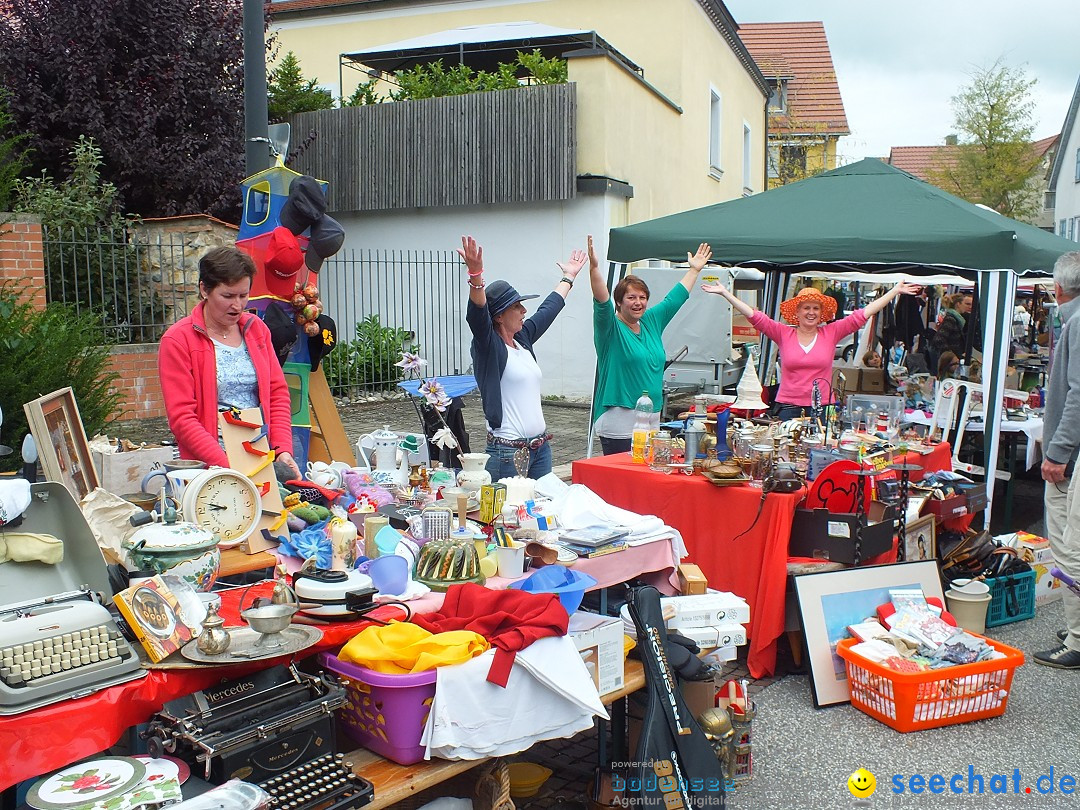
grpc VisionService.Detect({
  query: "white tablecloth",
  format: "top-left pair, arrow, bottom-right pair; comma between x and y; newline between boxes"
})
902,411 -> 1043,469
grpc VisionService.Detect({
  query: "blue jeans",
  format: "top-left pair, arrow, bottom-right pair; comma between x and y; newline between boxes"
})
600,436 -> 632,456
485,440 -> 552,480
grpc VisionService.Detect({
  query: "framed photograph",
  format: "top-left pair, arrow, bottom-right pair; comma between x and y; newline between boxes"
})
905,514 -> 936,562
794,560 -> 945,708
24,387 -> 99,501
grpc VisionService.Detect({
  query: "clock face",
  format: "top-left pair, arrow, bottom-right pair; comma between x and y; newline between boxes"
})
186,470 -> 261,547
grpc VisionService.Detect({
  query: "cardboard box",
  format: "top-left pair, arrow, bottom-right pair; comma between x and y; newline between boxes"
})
662,592 -> 750,629
1033,563 -> 1063,605
1016,532 -> 1054,565
92,445 -> 176,496
922,493 -> 969,520
860,368 -> 887,393
732,313 -> 760,344
568,611 -> 624,697
678,624 -> 748,649
789,501 -> 896,564
832,364 -> 860,397
678,563 -> 708,595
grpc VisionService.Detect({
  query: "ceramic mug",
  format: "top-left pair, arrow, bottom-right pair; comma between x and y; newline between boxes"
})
166,468 -> 204,501
495,540 -> 526,579
306,462 -> 341,489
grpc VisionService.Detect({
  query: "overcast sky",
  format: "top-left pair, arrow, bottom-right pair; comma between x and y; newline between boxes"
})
723,0 -> 1077,162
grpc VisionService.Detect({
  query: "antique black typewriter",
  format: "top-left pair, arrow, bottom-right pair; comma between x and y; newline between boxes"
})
144,664 -> 372,808
0,483 -> 146,715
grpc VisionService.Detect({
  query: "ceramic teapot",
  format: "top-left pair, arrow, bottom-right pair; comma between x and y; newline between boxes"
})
357,425 -> 409,487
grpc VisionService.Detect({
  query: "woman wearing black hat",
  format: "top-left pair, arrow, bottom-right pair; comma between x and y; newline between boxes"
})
458,235 -> 586,480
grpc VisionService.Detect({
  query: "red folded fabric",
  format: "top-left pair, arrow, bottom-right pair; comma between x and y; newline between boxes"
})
412,582 -> 569,686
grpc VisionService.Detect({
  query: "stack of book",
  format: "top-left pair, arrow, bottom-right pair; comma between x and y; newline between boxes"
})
558,525 -> 629,558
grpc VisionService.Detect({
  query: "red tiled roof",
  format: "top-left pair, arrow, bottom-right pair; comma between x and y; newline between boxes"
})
889,135 -> 1059,183
272,0 -> 381,13
1033,133 -> 1058,159
738,21 -> 848,136
887,145 -> 961,182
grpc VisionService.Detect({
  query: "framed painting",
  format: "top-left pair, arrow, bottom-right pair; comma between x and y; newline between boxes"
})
905,514 -> 937,562
24,387 -> 99,501
794,560 -> 945,707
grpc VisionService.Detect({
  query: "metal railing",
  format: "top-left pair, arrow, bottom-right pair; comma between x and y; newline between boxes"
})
318,248 -> 469,397
41,225 -> 196,343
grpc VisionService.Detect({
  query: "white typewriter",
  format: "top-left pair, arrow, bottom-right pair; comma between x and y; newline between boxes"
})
0,483 -> 145,715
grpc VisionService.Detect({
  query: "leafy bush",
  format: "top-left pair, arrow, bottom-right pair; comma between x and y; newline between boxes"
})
14,136 -> 168,343
0,285 -> 122,471
342,50 -> 568,104
323,315 -> 416,395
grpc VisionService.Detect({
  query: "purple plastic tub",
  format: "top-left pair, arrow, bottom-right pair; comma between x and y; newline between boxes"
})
320,651 -> 437,765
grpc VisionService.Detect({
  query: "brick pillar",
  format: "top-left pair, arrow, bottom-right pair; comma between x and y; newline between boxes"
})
0,213 -> 46,310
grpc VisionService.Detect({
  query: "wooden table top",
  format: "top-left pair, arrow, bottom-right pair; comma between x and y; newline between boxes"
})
346,659 -> 645,809
218,548 -> 277,578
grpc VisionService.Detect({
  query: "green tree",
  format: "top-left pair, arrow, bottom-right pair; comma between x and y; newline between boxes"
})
268,51 -> 335,121
0,285 -> 122,472
14,136 -> 167,342
928,60 -> 1043,222
0,89 -> 30,212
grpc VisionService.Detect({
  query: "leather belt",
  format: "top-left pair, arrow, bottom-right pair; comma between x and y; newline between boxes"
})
487,431 -> 552,451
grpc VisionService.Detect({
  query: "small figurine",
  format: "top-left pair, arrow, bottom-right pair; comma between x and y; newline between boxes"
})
904,379 -> 928,410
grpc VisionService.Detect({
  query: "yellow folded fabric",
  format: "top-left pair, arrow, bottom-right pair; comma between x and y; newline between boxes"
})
338,621 -> 490,674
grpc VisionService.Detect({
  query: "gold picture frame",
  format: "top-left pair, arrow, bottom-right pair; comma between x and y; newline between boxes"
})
905,514 -> 937,563
23,387 -> 99,501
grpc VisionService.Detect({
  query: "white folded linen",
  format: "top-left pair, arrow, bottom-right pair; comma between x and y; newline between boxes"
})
421,636 -> 608,760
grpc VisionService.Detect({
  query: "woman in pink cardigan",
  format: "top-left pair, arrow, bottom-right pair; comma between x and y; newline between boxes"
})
158,247 -> 300,477
702,281 -> 920,420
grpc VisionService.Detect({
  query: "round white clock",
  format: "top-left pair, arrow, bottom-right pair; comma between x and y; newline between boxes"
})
181,467 -> 263,549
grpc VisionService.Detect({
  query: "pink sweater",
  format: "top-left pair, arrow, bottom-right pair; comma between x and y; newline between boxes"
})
749,309 -> 868,406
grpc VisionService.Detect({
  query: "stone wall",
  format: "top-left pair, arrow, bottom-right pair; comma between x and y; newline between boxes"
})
131,214 -> 238,320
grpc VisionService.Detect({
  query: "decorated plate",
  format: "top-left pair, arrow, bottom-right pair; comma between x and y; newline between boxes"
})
131,756 -> 190,786
28,757 -> 146,810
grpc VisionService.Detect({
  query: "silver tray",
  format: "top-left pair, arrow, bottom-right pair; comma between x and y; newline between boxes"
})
180,625 -> 322,663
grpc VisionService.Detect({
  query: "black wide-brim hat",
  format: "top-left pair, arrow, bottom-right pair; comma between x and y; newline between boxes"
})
486,279 -> 539,318
279,175 -> 327,235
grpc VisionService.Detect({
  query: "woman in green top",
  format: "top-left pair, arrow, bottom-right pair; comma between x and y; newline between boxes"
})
588,235 -> 713,454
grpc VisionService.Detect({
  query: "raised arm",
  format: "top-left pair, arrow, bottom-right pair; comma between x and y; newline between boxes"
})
678,243 -> 713,293
457,235 -> 486,308
864,281 -> 922,319
587,234 -> 609,304
554,248 -> 587,300
700,279 -> 756,319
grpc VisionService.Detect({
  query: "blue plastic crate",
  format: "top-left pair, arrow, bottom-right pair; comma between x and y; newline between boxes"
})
985,570 -> 1036,627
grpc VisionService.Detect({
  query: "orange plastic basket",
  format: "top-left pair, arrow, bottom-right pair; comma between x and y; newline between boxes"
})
835,635 -> 1025,733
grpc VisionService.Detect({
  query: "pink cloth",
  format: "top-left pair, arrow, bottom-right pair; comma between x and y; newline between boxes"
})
749,309 -> 868,405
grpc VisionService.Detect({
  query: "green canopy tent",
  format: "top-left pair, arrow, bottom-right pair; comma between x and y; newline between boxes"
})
605,158 -> 1078,524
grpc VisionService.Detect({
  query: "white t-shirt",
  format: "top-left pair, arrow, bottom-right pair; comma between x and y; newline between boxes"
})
594,406 -> 660,440
488,342 -> 546,440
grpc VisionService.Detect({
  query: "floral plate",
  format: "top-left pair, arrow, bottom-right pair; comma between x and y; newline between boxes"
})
28,757 -> 146,810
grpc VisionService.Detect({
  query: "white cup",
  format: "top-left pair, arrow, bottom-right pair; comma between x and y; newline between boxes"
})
495,540 -> 526,579
166,468 -> 203,500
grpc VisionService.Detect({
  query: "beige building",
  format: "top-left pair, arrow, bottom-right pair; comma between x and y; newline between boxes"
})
270,0 -> 768,396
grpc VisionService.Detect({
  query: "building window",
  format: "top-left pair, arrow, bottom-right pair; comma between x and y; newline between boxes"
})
1045,190 -> 1056,210
1062,219 -> 1069,237
1074,217 -> 1080,242
767,80 -> 787,112
781,144 -> 808,176
1070,218 -> 1077,241
742,123 -> 753,193
709,89 -> 722,174
767,145 -> 780,179
1075,147 -> 1080,182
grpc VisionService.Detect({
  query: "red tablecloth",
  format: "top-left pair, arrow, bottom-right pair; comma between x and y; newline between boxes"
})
1,537 -> 681,792
0,583 -> 396,792
572,444 -> 953,679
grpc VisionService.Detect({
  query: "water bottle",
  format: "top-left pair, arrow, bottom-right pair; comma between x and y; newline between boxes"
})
631,391 -> 654,463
